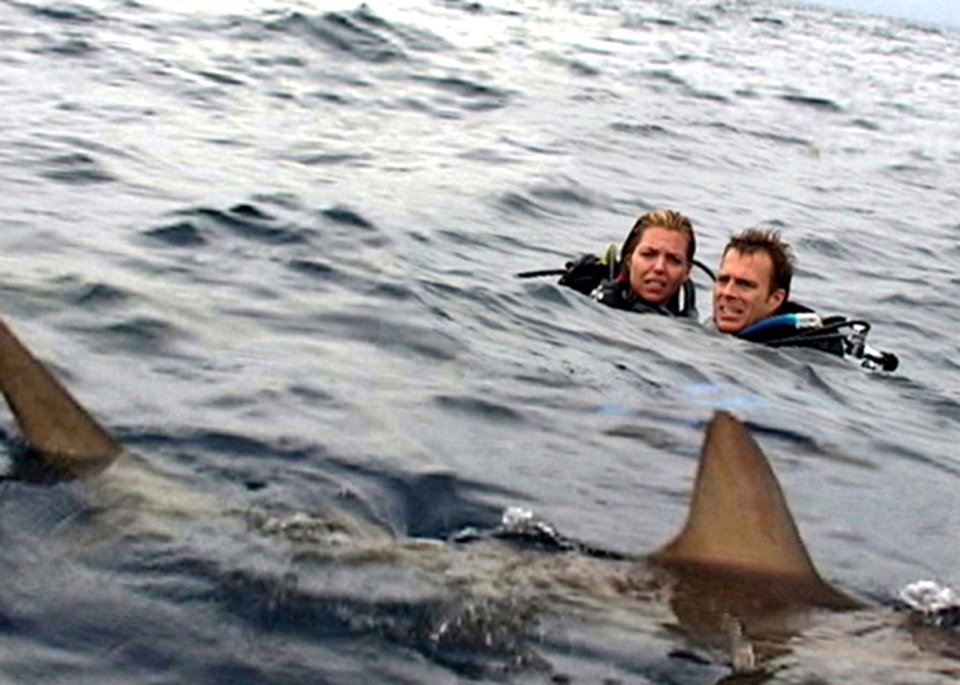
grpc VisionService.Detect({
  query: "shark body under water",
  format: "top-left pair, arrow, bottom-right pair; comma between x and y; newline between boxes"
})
0,315 -> 958,682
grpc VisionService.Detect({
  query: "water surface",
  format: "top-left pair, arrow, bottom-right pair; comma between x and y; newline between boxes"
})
0,0 -> 958,682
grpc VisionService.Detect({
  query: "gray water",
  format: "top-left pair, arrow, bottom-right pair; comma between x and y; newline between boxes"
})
0,0 -> 959,682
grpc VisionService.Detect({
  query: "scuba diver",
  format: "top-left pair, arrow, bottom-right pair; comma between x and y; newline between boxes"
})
518,218 -> 898,372
712,228 -> 898,371
519,209 -> 705,318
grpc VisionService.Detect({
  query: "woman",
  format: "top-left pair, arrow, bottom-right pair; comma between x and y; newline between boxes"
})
589,209 -> 698,318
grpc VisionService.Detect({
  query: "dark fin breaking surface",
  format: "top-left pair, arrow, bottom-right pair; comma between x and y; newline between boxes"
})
0,317 -> 122,477
653,411 -> 857,609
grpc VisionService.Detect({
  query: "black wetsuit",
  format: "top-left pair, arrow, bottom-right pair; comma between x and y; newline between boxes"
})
591,276 -> 698,319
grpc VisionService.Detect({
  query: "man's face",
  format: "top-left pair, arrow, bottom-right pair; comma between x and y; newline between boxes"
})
713,249 -> 785,333
627,227 -> 691,306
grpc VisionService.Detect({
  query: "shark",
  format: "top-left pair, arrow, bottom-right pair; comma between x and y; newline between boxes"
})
0,314 -> 958,681
0,317 -> 122,478
0,316 -> 220,531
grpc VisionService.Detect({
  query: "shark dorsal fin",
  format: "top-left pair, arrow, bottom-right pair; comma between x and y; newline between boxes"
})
654,411 -> 844,599
0,318 -> 122,476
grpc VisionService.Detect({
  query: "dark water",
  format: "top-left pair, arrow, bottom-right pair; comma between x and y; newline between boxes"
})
1,0 -> 959,682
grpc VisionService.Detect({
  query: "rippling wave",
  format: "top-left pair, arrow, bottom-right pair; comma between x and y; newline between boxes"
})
0,0 -> 958,682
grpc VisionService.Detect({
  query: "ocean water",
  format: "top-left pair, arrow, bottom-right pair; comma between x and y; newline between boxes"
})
0,0 -> 958,682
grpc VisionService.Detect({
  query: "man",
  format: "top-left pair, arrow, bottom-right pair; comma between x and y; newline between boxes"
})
709,228 -> 899,371
713,228 -> 793,334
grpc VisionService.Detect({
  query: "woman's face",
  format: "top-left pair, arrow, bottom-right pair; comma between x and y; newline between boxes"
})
627,227 -> 691,305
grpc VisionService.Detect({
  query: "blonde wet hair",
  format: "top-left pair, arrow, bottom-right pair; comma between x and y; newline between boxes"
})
619,209 -> 696,278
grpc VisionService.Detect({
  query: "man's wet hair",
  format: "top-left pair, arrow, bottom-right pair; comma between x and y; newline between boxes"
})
620,209 -> 696,277
723,228 -> 794,297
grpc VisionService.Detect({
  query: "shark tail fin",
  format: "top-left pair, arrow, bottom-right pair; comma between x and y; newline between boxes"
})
0,317 -> 122,477
652,410 -> 856,608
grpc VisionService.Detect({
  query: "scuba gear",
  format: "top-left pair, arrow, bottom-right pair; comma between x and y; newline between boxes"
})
737,303 -> 844,357
737,311 -> 899,372
515,245 -> 619,290
559,243 -> 620,296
